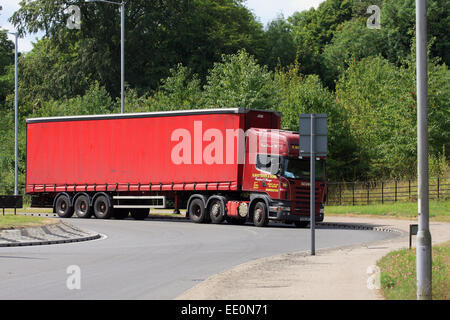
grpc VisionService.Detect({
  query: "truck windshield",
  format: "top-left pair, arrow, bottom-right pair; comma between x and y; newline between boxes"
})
283,158 -> 326,181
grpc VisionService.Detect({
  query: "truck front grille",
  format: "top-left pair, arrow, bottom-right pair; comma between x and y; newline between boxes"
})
292,186 -> 320,215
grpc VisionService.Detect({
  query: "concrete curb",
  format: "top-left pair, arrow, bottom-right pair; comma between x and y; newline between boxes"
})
315,221 -> 404,234
0,220 -> 102,247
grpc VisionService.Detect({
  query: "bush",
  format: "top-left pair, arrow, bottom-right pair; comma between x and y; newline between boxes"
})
202,49 -> 279,110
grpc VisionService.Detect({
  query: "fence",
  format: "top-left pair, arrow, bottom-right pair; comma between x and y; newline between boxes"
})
325,177 -> 450,206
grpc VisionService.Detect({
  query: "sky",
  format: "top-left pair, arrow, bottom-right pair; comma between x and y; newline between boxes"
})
0,0 -> 326,53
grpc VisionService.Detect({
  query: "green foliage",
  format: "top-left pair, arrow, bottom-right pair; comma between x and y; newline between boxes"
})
0,30 -> 15,108
381,0 -> 450,66
275,64 -> 361,180
261,15 -> 297,70
322,18 -> 387,87
18,38 -> 91,104
31,82 -> 115,118
0,31 -> 14,73
9,0 -> 265,100
336,55 -> 450,180
154,64 -> 203,110
377,241 -> 450,300
202,50 -> 279,110
289,0 -> 353,76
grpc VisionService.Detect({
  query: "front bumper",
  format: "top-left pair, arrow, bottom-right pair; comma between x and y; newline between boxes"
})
268,201 -> 324,222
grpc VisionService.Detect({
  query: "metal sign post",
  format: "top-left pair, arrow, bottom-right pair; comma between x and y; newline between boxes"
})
299,114 -> 327,256
416,0 -> 432,300
310,115 -> 315,255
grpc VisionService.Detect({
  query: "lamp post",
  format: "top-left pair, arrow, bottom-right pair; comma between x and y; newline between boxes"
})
416,0 -> 432,300
86,0 -> 125,113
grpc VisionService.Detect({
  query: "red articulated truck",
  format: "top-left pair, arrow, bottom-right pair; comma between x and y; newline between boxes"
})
26,108 -> 326,227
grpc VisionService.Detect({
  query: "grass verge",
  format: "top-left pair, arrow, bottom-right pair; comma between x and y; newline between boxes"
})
325,200 -> 450,222
0,214 -> 56,230
377,241 -> 450,300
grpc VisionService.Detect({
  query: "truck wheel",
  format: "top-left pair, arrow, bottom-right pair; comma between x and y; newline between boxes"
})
74,195 -> 92,218
294,221 -> 309,228
55,194 -> 74,218
253,202 -> 268,227
208,199 -> 225,224
131,209 -> 149,220
114,208 -> 129,220
93,195 -> 112,219
188,198 -> 206,223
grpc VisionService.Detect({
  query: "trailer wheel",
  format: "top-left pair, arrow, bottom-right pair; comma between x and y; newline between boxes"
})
188,198 -> 207,223
253,201 -> 268,227
74,195 -> 92,218
208,199 -> 225,224
93,195 -> 112,219
55,194 -> 74,218
114,208 -> 130,220
131,209 -> 149,220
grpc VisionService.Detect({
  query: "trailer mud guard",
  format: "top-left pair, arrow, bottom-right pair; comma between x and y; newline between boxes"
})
186,194 -> 208,217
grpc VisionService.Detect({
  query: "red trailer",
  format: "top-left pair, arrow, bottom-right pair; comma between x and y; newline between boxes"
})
26,108 -> 326,227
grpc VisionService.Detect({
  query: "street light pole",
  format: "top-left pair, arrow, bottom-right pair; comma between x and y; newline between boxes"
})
13,33 -> 18,196
416,0 -> 432,300
86,0 -> 125,113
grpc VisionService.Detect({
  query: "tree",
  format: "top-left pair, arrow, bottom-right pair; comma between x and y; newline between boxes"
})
322,18 -> 387,88
289,0 -> 353,77
151,64 -> 203,111
275,64 -> 361,181
0,32 -> 15,108
10,0 -> 265,101
335,55 -> 449,180
261,15 -> 297,70
0,6 -> 15,108
202,50 -> 279,110
381,0 -> 450,66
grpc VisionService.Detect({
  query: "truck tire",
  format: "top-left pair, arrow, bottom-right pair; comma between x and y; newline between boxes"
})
253,201 -> 268,227
114,208 -> 129,220
208,198 -> 225,224
74,194 -> 92,218
188,198 -> 207,223
131,209 -> 149,220
93,195 -> 113,219
55,194 -> 74,218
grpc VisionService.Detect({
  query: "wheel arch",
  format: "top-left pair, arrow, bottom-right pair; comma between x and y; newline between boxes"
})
249,193 -> 270,219
52,192 -> 73,213
186,194 -> 208,216
91,192 -> 112,207
73,192 -> 91,206
205,195 -> 227,212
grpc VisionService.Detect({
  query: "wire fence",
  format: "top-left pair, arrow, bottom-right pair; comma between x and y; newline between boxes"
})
325,177 -> 450,206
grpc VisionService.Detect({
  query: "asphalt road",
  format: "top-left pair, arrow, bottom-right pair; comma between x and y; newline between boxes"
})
0,217 -> 398,299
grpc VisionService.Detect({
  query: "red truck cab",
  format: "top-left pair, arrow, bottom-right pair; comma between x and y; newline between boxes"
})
239,128 -> 326,227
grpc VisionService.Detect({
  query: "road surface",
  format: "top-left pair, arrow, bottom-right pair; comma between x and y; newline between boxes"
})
0,217 -> 398,299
